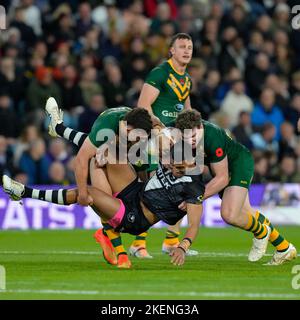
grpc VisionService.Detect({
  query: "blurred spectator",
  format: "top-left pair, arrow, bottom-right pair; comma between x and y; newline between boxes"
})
290,71 -> 300,96
251,88 -> 284,140
221,79 -> 253,128
272,3 -> 291,34
13,125 -> 41,168
46,138 -> 70,166
251,122 -> 279,153
75,2 -> 95,38
18,138 -> 50,185
232,111 -> 253,150
0,94 -> 19,139
49,162 -> 69,185
279,122 -> 299,158
149,2 -> 176,34
246,52 -> 271,98
19,0 -> 42,36
79,67 -> 102,105
102,64 -> 127,107
78,94 -> 106,133
9,6 -> 36,46
275,155 -> 300,183
0,57 -> 25,106
284,94 -> 300,133
264,74 -> 290,110
26,66 -> 62,122
252,154 -> 269,184
219,35 -> 248,75
59,64 -> 84,112
0,136 -> 15,177
194,70 -> 221,120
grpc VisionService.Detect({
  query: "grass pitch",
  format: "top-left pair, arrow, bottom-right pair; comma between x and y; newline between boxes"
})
0,227 -> 299,300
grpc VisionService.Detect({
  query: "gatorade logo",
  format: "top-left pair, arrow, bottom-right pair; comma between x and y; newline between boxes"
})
215,148 -> 223,157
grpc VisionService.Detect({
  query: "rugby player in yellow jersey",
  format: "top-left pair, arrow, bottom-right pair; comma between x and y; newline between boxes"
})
130,33 -> 195,258
175,110 -> 297,265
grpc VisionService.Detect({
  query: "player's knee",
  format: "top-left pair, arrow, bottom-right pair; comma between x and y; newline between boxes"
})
221,208 -> 239,225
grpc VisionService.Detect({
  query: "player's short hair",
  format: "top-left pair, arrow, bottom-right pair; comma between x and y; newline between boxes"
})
123,108 -> 153,135
169,33 -> 192,48
175,110 -> 202,131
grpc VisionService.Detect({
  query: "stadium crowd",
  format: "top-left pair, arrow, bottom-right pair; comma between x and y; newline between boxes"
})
0,0 -> 300,185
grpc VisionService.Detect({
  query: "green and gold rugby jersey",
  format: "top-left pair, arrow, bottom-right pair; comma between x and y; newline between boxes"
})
88,107 -> 131,148
202,120 -> 254,189
145,59 -> 192,126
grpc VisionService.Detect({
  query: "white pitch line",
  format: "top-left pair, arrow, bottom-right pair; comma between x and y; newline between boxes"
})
0,250 -> 299,257
0,289 -> 299,299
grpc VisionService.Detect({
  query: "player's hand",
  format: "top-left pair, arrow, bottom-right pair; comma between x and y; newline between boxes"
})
170,247 -> 186,266
178,201 -> 187,211
297,118 -> 300,133
77,193 -> 93,206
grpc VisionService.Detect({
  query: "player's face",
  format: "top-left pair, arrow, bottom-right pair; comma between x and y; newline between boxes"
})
182,125 -> 203,149
170,38 -> 193,65
170,160 -> 196,178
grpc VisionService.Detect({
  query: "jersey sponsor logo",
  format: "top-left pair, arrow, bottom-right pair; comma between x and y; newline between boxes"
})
174,104 -> 184,112
240,180 -> 248,185
167,74 -> 191,102
127,212 -> 136,223
215,148 -> 224,158
162,110 -> 178,118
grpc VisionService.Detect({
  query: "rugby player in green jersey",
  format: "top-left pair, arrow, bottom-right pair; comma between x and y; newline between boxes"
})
175,110 -> 297,265
45,97 -> 153,268
131,33 -> 195,258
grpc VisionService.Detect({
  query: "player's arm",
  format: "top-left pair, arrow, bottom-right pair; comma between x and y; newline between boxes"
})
184,96 -> 192,110
74,137 -> 97,206
170,203 -> 203,266
137,83 -> 164,128
137,83 -> 160,114
203,156 -> 229,200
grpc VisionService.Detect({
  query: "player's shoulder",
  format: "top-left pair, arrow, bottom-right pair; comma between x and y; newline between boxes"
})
99,106 -> 132,117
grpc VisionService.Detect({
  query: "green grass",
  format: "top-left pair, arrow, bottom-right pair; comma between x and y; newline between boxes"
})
0,227 -> 299,300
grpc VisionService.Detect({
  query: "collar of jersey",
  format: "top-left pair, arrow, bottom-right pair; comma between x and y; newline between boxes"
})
167,59 -> 185,76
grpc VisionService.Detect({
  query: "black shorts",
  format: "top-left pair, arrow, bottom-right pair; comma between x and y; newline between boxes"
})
114,179 -> 152,235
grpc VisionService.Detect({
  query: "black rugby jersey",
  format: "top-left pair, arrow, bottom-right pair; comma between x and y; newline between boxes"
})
140,163 -> 205,225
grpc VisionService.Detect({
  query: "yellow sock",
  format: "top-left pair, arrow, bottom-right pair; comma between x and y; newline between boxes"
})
255,212 -> 290,252
132,232 -> 147,248
103,223 -> 127,256
245,213 -> 268,239
164,230 -> 180,246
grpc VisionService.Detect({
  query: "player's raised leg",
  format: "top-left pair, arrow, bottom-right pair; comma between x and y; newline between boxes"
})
45,97 -> 88,147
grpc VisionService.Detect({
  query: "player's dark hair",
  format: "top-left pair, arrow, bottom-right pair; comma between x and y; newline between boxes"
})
168,33 -> 192,58
123,108 -> 153,135
175,110 -> 202,131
